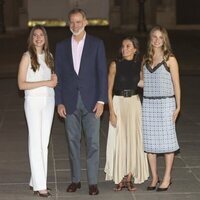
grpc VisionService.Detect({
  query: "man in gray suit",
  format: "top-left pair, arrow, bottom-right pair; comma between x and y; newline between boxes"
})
55,8 -> 108,195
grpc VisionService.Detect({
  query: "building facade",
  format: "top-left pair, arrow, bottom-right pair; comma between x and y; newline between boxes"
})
2,0 -> 200,31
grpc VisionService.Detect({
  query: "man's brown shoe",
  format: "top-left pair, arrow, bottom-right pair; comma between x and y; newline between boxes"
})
89,184 -> 99,195
66,182 -> 81,192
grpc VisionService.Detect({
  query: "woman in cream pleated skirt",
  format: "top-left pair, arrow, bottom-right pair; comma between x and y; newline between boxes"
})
104,95 -> 149,188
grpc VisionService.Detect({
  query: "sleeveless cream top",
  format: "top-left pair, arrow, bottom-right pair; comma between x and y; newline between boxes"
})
24,51 -> 54,97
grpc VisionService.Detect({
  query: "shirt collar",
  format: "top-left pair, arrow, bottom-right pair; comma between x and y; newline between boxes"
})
71,32 -> 86,44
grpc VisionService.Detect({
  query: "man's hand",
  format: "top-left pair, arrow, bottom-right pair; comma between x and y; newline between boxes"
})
93,102 -> 104,118
57,104 -> 67,118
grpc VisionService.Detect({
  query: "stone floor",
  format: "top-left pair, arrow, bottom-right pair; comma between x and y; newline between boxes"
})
0,27 -> 200,199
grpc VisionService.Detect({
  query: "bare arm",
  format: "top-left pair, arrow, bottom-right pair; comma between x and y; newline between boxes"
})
18,53 -> 57,90
108,61 -> 117,127
137,70 -> 144,88
168,56 -> 181,122
137,59 -> 145,88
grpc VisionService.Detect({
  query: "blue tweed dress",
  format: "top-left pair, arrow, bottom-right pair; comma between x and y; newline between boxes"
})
142,61 -> 179,153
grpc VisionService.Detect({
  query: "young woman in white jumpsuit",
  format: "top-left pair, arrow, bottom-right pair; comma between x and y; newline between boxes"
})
18,25 -> 57,197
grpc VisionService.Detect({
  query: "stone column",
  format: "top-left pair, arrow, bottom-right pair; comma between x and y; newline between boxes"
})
0,0 -> 5,33
156,0 -> 176,28
137,0 -> 147,32
19,0 -> 28,29
109,0 -> 121,29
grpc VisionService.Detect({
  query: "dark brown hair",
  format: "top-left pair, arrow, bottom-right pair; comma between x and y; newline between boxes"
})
118,36 -> 140,62
27,25 -> 54,72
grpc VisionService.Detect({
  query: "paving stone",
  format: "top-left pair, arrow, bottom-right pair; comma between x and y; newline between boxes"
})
0,28 -> 200,199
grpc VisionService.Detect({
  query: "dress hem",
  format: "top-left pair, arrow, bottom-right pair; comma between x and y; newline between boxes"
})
144,148 -> 180,154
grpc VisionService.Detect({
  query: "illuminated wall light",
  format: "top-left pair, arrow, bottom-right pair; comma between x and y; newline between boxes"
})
28,19 -> 109,27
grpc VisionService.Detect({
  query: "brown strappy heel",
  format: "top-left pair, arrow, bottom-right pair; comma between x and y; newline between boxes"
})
113,180 -> 126,191
126,181 -> 136,191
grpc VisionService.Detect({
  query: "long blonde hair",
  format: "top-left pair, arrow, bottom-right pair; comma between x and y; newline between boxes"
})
27,25 -> 54,72
144,25 -> 173,65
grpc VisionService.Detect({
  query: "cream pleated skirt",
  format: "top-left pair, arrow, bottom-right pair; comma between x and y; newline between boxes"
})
104,95 -> 149,184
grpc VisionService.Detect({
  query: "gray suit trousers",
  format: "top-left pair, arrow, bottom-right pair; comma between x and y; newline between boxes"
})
64,92 -> 100,185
